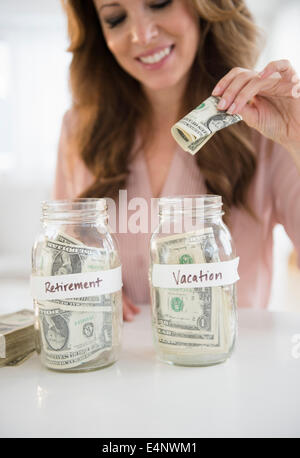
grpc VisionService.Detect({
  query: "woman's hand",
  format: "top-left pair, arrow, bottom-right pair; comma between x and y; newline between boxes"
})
123,291 -> 140,322
212,59 -> 300,153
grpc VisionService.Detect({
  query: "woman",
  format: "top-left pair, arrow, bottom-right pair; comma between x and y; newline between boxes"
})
54,0 -> 300,320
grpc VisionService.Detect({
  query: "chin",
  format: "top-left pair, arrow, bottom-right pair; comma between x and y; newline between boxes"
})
140,75 -> 184,92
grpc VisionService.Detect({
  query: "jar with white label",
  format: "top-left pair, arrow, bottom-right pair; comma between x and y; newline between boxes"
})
149,195 -> 239,367
31,199 -> 123,372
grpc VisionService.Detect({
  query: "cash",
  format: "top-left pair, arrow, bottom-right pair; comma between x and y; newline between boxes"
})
34,231 -> 122,370
0,309 -> 35,367
151,228 -> 233,359
38,307 -> 113,369
171,96 -> 242,155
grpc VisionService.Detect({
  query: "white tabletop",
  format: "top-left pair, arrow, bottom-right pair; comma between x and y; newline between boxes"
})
1,306 -> 300,438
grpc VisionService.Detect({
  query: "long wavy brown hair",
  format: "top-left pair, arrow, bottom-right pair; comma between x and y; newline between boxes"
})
61,0 -> 263,223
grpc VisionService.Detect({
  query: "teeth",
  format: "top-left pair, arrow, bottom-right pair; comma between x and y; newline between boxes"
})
139,46 -> 172,64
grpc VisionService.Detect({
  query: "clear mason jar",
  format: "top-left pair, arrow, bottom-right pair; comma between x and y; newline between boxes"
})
149,195 -> 239,367
31,198 -> 122,372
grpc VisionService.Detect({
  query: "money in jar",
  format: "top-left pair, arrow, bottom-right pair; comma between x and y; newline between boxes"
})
31,199 -> 123,372
149,195 -> 239,366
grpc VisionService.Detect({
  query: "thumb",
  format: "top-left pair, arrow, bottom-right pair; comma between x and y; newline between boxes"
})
239,97 -> 259,129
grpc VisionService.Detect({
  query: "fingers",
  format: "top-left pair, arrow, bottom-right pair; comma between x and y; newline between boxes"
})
127,300 -> 140,314
123,292 -> 140,322
212,67 -> 247,98
259,59 -> 300,100
259,59 -> 297,82
212,60 -> 300,116
224,77 -> 272,115
212,69 -> 258,112
123,302 -> 134,322
236,96 -> 259,129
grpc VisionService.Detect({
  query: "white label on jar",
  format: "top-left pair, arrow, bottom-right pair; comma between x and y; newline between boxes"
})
31,266 -> 122,300
152,258 -> 239,289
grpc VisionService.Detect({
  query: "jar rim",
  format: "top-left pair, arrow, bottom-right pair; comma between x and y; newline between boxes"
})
158,195 -> 222,205
158,195 -> 223,215
41,198 -> 108,223
42,198 -> 107,210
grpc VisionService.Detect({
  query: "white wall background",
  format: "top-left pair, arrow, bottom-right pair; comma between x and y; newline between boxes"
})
0,0 -> 71,278
0,0 -> 299,311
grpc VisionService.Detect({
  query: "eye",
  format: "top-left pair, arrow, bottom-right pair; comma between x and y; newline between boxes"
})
150,0 -> 173,9
104,14 -> 126,29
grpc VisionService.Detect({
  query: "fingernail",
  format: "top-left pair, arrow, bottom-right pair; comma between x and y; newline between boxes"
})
217,98 -> 226,110
212,85 -> 221,96
227,103 -> 236,115
292,74 -> 300,84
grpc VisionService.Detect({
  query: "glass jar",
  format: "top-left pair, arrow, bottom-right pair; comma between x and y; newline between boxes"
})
149,195 -> 239,367
31,199 -> 122,372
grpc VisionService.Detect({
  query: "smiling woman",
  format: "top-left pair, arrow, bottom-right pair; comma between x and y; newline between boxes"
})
59,0 -> 259,212
95,0 -> 199,92
55,0 -> 300,319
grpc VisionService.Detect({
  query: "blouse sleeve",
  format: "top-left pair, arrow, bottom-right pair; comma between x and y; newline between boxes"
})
270,141 -> 300,267
52,110 -> 74,200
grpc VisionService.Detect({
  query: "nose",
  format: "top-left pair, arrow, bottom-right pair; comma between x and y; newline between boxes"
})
130,14 -> 159,45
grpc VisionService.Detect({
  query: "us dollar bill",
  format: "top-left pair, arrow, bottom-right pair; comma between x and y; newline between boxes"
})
35,237 -> 110,277
34,231 -> 122,369
54,231 -> 119,268
38,307 -> 113,370
151,228 -> 232,355
49,231 -> 120,309
171,96 -> 242,155
36,238 -> 112,308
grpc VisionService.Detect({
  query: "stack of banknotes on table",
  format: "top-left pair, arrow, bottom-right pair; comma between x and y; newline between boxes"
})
0,309 -> 35,367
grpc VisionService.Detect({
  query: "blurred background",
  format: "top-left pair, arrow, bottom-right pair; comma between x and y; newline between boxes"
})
0,0 -> 299,313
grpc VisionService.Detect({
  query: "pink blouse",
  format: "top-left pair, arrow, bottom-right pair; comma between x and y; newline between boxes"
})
53,111 -> 300,308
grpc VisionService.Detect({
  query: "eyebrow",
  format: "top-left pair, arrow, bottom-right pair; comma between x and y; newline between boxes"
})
99,2 -> 121,11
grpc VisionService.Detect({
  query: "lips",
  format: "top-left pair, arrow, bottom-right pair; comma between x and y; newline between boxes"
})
135,45 -> 174,65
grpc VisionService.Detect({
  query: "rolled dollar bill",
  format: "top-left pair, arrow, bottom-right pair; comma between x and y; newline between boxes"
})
171,96 -> 242,155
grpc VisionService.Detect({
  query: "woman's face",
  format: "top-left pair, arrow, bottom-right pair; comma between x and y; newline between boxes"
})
95,0 -> 200,92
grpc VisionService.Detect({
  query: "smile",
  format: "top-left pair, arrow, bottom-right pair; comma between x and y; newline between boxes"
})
138,45 -> 174,65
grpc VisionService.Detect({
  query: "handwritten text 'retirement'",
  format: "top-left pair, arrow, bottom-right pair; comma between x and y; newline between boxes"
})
45,277 -> 103,294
